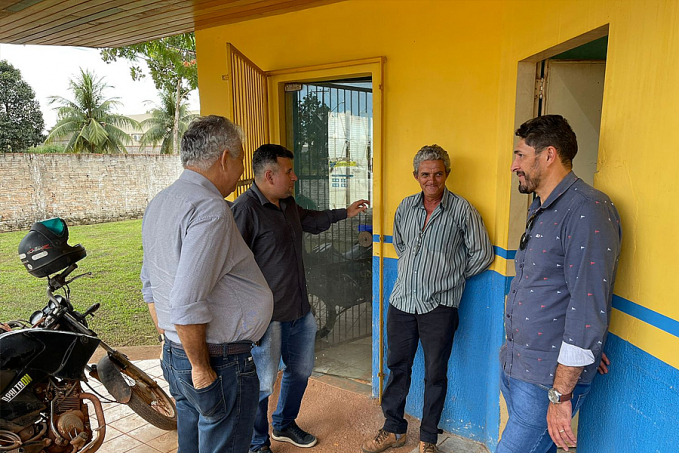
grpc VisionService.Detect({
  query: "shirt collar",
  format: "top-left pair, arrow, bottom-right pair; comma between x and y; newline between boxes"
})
180,169 -> 223,197
249,182 -> 290,209
249,182 -> 271,206
416,187 -> 454,210
532,171 -> 579,212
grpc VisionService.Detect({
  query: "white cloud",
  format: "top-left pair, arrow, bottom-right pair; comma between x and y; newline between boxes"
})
0,44 -> 200,131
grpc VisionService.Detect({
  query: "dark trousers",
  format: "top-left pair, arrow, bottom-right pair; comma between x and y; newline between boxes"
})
381,304 -> 459,444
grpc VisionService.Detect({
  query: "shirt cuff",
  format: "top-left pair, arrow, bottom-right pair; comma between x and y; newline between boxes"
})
557,341 -> 595,366
141,289 -> 154,303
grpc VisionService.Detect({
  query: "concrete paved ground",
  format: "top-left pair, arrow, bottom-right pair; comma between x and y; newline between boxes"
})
89,344 -> 572,453
89,347 -> 489,453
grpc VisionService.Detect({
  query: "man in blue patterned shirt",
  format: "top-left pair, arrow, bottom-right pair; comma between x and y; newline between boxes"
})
496,115 -> 622,453
363,145 -> 493,453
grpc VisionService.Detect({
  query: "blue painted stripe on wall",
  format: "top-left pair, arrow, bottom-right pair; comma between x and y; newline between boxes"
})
373,235 -> 394,243
376,236 -> 516,259
493,246 -> 517,260
612,295 -> 679,339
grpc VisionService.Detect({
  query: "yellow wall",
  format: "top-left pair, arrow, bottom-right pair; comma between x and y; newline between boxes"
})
195,0 -> 504,239
195,0 -> 679,367
494,0 -> 679,368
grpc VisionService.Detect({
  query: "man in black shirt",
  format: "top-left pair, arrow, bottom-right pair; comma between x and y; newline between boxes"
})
232,144 -> 368,453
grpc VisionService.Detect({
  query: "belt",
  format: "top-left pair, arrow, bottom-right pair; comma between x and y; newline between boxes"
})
165,338 -> 253,356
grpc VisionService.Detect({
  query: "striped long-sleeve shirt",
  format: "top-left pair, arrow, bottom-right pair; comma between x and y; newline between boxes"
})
389,188 -> 494,314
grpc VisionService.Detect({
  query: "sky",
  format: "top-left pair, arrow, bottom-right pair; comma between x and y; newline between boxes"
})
0,44 -> 200,130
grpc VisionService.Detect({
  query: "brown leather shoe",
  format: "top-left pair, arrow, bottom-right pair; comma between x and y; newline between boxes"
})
361,429 -> 406,453
419,441 -> 439,453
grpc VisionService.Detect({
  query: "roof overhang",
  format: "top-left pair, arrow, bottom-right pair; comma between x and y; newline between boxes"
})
0,0 -> 343,48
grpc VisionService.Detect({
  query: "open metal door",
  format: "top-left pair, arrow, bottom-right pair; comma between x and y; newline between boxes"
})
225,43 -> 269,197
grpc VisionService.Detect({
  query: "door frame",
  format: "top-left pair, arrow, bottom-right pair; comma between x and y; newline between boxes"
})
266,58 -> 387,397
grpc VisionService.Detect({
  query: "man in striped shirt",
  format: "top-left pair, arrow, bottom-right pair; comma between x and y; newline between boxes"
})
363,145 -> 494,453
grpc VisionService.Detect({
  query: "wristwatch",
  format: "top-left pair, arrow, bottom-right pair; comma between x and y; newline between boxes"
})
548,387 -> 572,404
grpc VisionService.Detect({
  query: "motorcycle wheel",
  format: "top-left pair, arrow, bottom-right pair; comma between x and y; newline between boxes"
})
116,359 -> 177,430
309,293 -> 337,339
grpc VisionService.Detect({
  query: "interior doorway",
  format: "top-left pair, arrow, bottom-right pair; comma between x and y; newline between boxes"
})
540,37 -> 607,185
285,77 -> 374,383
509,32 -> 609,250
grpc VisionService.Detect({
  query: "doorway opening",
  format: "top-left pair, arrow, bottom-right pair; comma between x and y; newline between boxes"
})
285,77 -> 374,383
539,36 -> 608,186
509,29 -> 609,250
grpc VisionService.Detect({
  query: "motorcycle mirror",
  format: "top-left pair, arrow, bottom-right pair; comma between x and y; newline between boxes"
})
83,303 -> 100,317
29,310 -> 43,325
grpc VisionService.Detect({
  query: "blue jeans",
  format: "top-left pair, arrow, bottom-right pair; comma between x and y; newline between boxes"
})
161,342 -> 259,453
250,311 -> 317,451
496,370 -> 592,453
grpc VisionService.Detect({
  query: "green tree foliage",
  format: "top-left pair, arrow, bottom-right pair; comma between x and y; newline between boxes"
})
46,69 -> 138,154
100,33 -> 197,154
0,60 -> 45,153
100,33 -> 197,93
295,92 -> 330,177
140,88 -> 198,154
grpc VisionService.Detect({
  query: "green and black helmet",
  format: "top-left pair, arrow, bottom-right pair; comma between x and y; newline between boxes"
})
18,218 -> 86,278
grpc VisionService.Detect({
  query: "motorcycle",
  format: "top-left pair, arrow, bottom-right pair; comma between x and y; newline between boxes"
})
0,219 -> 176,453
304,225 -> 373,339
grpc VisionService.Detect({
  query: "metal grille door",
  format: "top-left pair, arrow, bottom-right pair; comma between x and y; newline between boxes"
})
287,78 -> 373,346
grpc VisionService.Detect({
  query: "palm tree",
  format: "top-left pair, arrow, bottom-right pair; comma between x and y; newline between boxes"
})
46,69 -> 138,154
139,88 -> 197,154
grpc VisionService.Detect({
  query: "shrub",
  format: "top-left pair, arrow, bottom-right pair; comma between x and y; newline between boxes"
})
26,143 -> 67,153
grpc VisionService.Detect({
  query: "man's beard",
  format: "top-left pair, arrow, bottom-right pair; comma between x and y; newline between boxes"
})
517,170 -> 540,194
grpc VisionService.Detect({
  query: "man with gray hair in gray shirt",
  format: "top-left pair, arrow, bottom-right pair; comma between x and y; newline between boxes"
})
141,115 -> 273,453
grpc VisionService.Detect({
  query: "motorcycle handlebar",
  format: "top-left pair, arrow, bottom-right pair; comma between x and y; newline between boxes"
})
48,263 -> 78,291
62,311 -> 97,336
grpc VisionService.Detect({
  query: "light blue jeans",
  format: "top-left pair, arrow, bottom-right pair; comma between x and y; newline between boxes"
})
250,311 -> 317,451
496,370 -> 592,453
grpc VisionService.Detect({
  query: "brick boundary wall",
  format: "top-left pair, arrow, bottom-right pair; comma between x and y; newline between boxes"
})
0,153 -> 183,233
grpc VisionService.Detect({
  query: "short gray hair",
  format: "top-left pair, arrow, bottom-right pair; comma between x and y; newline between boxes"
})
413,144 -> 451,174
180,115 -> 244,170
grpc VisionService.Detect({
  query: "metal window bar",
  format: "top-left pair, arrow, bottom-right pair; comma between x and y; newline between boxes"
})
290,79 -> 374,347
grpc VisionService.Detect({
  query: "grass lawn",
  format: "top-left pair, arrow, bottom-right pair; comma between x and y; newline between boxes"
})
0,219 -> 159,347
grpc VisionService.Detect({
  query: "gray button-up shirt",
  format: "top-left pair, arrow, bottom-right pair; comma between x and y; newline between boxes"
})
231,183 -> 347,322
389,188 -> 494,314
501,172 -> 622,386
141,170 -> 273,345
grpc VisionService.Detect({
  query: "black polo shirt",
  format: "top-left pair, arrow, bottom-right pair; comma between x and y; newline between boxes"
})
231,183 -> 347,322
